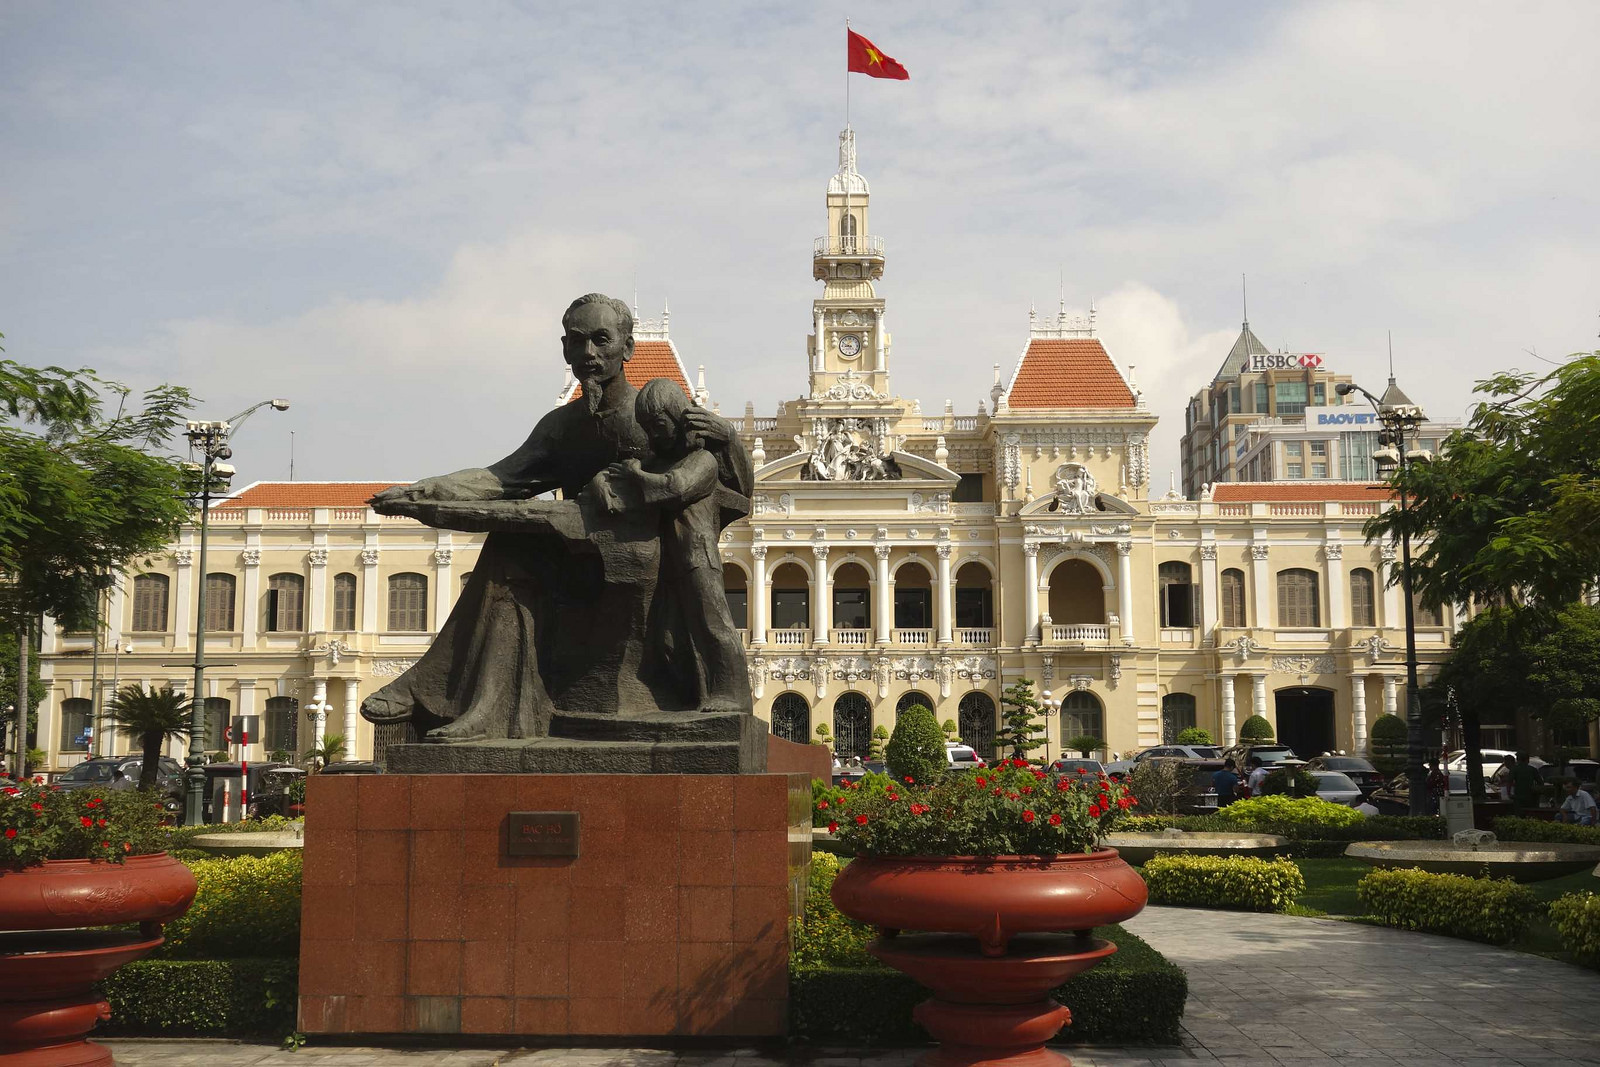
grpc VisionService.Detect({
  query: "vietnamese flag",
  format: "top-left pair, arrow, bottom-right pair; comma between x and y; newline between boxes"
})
848,29 -> 909,80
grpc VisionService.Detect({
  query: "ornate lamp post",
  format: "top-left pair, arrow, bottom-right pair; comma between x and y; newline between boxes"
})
182,399 -> 289,826
1336,377 -> 1433,815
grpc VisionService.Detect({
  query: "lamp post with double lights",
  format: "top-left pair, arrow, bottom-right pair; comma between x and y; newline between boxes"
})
181,399 -> 289,826
1335,377 -> 1434,815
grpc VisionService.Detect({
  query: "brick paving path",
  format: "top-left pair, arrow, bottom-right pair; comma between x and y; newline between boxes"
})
101,907 -> 1600,1067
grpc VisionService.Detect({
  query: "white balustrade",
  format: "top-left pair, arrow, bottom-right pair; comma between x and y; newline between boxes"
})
893,628 -> 932,646
832,628 -> 871,646
1050,624 -> 1109,644
956,628 -> 994,645
769,628 -> 812,647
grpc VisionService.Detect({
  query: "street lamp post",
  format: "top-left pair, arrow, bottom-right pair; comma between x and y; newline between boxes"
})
1336,378 -> 1433,815
182,399 -> 288,826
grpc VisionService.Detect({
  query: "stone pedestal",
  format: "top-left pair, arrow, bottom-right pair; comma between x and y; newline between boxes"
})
297,773 -> 810,1039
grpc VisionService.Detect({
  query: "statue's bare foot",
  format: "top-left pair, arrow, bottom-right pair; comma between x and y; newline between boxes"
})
701,701 -> 747,715
422,718 -> 489,744
361,689 -> 414,724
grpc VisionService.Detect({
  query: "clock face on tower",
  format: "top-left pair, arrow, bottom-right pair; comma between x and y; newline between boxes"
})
837,333 -> 862,358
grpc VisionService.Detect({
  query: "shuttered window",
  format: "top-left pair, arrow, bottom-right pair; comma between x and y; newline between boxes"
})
1350,568 -> 1376,627
265,573 -> 305,632
205,573 -> 236,631
332,573 -> 357,631
1412,591 -> 1441,627
1220,569 -> 1246,627
1276,569 -> 1321,627
131,574 -> 169,632
388,573 -> 428,632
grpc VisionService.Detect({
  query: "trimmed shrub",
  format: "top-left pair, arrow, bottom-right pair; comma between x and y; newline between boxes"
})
1216,795 -> 1364,829
1549,892 -> 1600,965
1356,868 -> 1538,944
1239,714 -> 1274,742
1175,727 -> 1214,746
885,704 -> 947,786
99,958 -> 297,1037
1369,713 -> 1408,776
1142,854 -> 1304,912
1492,816 -> 1600,846
159,852 -> 301,958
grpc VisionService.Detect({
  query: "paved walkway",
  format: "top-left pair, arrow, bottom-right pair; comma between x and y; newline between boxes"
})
101,908 -> 1600,1067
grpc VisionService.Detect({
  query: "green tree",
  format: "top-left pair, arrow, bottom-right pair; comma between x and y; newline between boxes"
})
1239,715 -> 1275,742
304,732 -> 347,773
885,705 -> 945,785
868,724 -> 889,761
994,679 -> 1046,761
812,721 -> 833,748
107,684 -> 193,790
1368,713 -> 1409,778
0,630 -> 44,759
1175,727 -> 1214,746
941,718 -> 959,743
1,349 -> 194,773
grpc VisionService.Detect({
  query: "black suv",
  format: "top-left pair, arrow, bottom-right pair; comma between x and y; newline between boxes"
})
1220,743 -> 1299,770
1305,755 -> 1385,796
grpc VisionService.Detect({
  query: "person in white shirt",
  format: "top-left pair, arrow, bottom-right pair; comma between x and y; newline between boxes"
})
1354,799 -> 1380,817
1245,757 -> 1269,797
1555,780 -> 1598,826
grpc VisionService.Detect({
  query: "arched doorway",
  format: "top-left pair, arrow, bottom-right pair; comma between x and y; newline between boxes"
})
893,562 -> 933,632
1275,687 -> 1336,758
896,691 -> 935,719
833,692 -> 872,758
958,692 -> 996,759
769,562 -> 810,633
770,692 -> 809,744
1059,691 -> 1105,754
954,562 -> 994,632
832,562 -> 872,635
1161,693 -> 1197,743
1047,559 -> 1104,624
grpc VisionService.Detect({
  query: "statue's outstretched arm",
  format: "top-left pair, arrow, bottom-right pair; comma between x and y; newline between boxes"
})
372,410 -> 561,514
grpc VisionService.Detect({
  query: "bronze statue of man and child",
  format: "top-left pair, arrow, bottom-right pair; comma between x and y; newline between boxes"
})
362,293 -> 765,773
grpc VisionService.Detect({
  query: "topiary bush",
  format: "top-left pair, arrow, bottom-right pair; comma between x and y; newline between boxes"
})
1549,892 -> 1600,966
1215,795 -> 1364,828
1492,816 -> 1600,846
885,704 -> 946,786
1175,727 -> 1214,746
1142,854 -> 1304,912
1357,868 -> 1538,944
158,851 -> 302,958
1239,714 -> 1274,742
1369,713 -> 1408,776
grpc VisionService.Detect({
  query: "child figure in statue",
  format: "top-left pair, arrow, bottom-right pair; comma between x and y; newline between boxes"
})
600,378 -> 752,714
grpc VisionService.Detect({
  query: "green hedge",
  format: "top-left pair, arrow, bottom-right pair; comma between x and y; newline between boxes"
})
792,853 -> 1187,1045
1117,812 -> 1442,858
1549,892 -> 1600,966
1492,816 -> 1600,846
162,815 -> 304,850
1142,854 -> 1304,912
1357,868 -> 1538,944
1216,795 -> 1364,828
100,958 -> 297,1037
158,851 -> 301,958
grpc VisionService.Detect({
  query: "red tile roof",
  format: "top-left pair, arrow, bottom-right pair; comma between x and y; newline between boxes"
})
564,340 -> 693,403
1211,482 -> 1391,502
215,482 -> 401,508
1006,338 -> 1136,409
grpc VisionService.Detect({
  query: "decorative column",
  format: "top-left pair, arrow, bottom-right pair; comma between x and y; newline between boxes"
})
343,679 -> 360,761
874,544 -> 892,643
812,546 -> 830,643
309,678 -> 328,748
1382,674 -> 1398,717
1198,543 -> 1219,637
1023,543 -> 1040,645
1220,673 -> 1237,745
307,548 -> 329,633
1252,673 -> 1268,721
432,543 -> 453,632
1351,673 -> 1369,755
172,547 -> 194,651
1325,542 -> 1346,629
1116,541 -> 1134,645
750,546 -> 769,646
361,546 -> 380,632
936,544 -> 954,645
240,547 -> 262,646
1250,541 -> 1271,630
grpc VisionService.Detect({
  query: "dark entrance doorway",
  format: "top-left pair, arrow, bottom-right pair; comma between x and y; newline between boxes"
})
1274,687 -> 1336,758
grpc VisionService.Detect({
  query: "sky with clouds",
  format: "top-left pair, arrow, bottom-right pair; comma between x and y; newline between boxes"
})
3,1 -> 1597,487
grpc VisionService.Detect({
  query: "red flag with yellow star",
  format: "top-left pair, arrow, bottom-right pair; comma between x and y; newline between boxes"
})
847,29 -> 909,80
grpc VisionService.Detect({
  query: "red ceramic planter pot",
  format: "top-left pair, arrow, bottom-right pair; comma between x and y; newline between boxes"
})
830,849 -> 1148,955
0,854 -> 197,933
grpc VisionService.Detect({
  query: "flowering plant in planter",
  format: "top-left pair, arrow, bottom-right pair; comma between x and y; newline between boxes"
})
821,759 -> 1138,856
0,775 -> 168,870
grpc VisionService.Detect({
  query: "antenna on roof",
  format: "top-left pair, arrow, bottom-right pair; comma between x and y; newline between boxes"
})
1241,274 -> 1248,328
1387,330 -> 1395,381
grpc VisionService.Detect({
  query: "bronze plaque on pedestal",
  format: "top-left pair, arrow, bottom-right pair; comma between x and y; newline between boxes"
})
507,811 -> 580,857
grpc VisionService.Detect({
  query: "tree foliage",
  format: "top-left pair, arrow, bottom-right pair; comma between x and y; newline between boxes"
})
107,684 -> 193,790
995,679 -> 1046,760
1239,714 -> 1275,742
1175,727 -> 1214,746
884,705 -> 945,785
1435,604 -> 1600,739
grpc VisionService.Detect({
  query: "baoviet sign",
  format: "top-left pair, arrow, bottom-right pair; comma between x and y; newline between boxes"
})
507,811 -> 580,857
1305,405 -> 1379,431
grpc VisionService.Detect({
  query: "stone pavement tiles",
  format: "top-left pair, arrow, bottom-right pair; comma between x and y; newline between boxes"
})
103,906 -> 1600,1066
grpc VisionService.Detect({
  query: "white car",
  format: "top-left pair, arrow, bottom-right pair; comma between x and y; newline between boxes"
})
1447,749 -> 1545,783
946,743 -> 985,770
1105,744 -> 1222,779
1311,771 -> 1364,806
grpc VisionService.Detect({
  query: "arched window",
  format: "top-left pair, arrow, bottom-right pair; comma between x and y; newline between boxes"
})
896,691 -> 935,718
202,696 -> 231,752
1161,693 -> 1197,744
387,573 -> 429,632
1350,568 -> 1376,628
332,573 -> 357,631
892,563 -> 931,630
1158,562 -> 1195,627
833,562 -> 872,631
1059,692 -> 1105,746
958,692 -> 996,759
265,573 -> 305,632
769,562 -> 810,631
770,693 -> 809,743
723,567 -> 748,630
205,573 -> 236,631
60,697 -> 93,752
263,696 -> 298,754
832,692 -> 872,758
1046,559 -> 1104,624
838,211 -> 858,252
1412,591 -> 1441,628
131,574 -> 169,632
1276,569 -> 1321,628
1220,568 -> 1246,628
954,562 -> 994,630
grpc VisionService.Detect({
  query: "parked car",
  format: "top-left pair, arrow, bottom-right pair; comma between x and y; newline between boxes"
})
945,743 -> 985,770
1104,744 -> 1223,779
200,761 -> 297,822
250,765 -> 306,818
1368,770 -> 1467,816
1447,749 -> 1546,783
56,756 -> 183,807
1310,771 -> 1364,807
1048,758 -> 1104,777
1305,755 -> 1385,796
1539,759 -> 1599,799
835,758 -> 887,785
317,760 -> 384,775
1219,743 -> 1299,771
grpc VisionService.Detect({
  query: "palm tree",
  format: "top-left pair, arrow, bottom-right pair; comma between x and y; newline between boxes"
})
303,732 -> 346,774
106,684 -> 192,790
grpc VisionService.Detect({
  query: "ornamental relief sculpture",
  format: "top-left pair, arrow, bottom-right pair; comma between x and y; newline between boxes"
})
1270,654 -> 1337,676
799,416 -> 903,481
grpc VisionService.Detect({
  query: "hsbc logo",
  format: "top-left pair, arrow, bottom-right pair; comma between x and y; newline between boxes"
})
1298,353 -> 1323,369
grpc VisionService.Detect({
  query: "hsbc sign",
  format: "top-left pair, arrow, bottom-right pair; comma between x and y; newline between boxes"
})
1247,352 -> 1325,372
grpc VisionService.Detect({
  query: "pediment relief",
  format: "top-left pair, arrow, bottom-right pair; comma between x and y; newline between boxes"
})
754,449 -> 958,487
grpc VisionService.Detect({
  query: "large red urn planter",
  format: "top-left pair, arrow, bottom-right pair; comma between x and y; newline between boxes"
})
831,850 -> 1147,1067
0,854 -> 197,1067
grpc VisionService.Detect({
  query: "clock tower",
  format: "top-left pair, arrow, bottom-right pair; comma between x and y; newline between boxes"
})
810,126 -> 891,398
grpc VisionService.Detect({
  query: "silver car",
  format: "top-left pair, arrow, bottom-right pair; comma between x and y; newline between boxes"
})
1312,771 -> 1364,807
1105,744 -> 1222,779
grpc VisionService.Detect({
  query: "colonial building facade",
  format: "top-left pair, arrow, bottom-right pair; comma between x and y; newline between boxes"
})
36,128 -> 1458,771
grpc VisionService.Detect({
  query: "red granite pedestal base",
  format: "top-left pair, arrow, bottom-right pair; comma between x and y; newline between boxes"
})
297,773 -> 811,1039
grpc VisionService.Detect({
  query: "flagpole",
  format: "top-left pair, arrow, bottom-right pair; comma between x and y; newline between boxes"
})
845,16 -> 850,128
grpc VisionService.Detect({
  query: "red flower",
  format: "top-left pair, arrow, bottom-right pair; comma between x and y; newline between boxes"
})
123,842 -> 133,853
1076,768 -> 1087,775
1049,813 -> 1063,826
904,776 -> 915,784
1,788 -> 16,796
97,818 -> 107,828
1032,770 -> 1046,781
1056,778 -> 1071,792
992,787 -> 1002,796
854,814 -> 869,825
828,821 -> 839,833
1020,785 -> 1034,795
4,828 -> 14,839
1129,797 -> 1139,807
816,800 -> 829,810
30,802 -> 41,812
1006,792 -> 1019,800
100,840 -> 110,848
86,798 -> 102,808
975,776 -> 987,787
80,816 -> 92,827
1117,797 -> 1132,810
1022,810 -> 1036,823
1088,804 -> 1102,817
